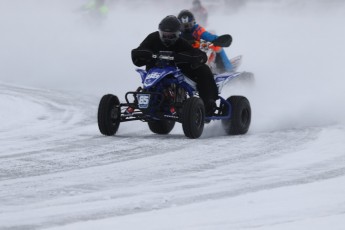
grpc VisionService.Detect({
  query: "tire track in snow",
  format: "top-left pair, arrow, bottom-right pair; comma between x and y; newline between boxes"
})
1,84 -> 345,229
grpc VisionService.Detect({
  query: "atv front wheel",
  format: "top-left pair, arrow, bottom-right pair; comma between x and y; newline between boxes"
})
98,94 -> 121,136
182,97 -> 205,139
148,120 -> 175,135
222,96 -> 251,135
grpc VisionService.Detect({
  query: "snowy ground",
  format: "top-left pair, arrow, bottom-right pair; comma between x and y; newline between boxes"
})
1,1 -> 345,229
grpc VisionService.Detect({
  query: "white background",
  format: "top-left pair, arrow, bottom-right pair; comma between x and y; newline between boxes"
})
1,0 -> 345,229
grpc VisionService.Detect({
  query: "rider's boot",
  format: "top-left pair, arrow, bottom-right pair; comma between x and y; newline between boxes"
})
205,99 -> 217,117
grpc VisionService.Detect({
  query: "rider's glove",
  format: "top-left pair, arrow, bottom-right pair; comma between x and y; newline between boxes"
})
174,52 -> 206,65
173,52 -> 191,64
131,49 -> 154,67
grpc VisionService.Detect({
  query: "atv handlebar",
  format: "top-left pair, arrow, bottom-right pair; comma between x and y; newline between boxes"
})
152,51 -> 174,61
151,51 -> 204,69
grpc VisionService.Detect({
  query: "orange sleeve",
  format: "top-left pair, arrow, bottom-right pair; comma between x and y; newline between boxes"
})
192,26 -> 206,41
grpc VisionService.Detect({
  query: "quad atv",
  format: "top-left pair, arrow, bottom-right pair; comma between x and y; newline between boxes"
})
98,36 -> 251,139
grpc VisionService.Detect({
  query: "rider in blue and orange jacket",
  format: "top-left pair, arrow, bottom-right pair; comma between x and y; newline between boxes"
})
177,9 -> 233,73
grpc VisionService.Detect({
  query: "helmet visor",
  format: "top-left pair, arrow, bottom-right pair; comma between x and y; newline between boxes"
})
159,31 -> 180,46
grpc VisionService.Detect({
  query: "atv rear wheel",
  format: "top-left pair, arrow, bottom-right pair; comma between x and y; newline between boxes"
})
182,97 -> 205,139
222,96 -> 251,135
148,120 -> 175,135
98,94 -> 121,136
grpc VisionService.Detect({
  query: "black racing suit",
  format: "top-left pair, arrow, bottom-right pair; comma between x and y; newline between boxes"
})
131,31 -> 218,114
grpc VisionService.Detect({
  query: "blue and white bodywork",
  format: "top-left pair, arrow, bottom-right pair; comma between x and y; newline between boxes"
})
136,66 -> 197,96
214,72 -> 242,93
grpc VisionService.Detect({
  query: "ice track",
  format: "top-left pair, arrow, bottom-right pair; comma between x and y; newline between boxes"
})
1,84 -> 345,229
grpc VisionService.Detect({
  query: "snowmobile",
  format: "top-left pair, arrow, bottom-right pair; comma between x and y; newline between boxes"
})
97,35 -> 251,139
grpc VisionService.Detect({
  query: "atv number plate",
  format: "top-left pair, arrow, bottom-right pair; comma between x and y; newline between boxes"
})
137,94 -> 150,109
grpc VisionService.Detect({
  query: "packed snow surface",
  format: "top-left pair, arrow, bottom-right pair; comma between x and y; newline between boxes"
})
1,0 -> 345,229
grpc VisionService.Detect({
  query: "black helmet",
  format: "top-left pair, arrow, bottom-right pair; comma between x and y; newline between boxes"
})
158,15 -> 181,47
177,10 -> 196,32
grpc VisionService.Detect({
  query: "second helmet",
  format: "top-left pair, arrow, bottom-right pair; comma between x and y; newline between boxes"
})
177,10 -> 196,32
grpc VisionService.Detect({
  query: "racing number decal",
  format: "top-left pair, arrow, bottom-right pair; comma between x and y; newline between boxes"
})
144,72 -> 161,86
137,94 -> 150,109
